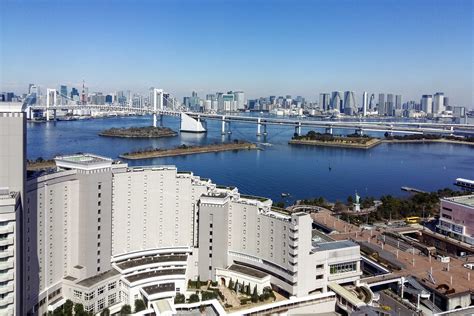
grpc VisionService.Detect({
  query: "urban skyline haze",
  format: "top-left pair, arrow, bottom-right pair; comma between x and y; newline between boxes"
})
1,0 -> 473,107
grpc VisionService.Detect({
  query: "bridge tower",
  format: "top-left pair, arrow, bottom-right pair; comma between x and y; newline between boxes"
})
152,88 -> 164,127
45,89 -> 57,121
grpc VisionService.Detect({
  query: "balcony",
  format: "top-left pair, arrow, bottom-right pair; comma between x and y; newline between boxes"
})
0,260 -> 14,271
0,283 -> 13,295
0,249 -> 13,260
0,236 -> 14,247
289,228 -> 299,239
0,226 -> 13,235
0,272 -> 14,283
0,293 -> 14,307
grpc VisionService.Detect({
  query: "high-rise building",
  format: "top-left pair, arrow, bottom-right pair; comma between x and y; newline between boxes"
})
319,93 -> 331,111
386,94 -> 394,116
395,95 -> 402,110
378,94 -> 385,116
421,95 -> 433,114
71,87 -> 79,100
433,92 -> 445,114
362,92 -> 368,116
343,91 -> 357,115
23,154 -> 361,315
330,91 -> 342,112
233,91 -> 245,110
0,103 -> 26,315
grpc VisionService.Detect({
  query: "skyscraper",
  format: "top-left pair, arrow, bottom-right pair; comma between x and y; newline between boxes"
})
362,92 -> 368,116
233,91 -> 245,110
395,95 -> 402,110
331,91 -> 342,112
343,91 -> 357,115
421,95 -> 433,114
378,94 -> 385,116
386,94 -> 394,116
433,92 -> 445,114
319,93 -> 331,111
0,103 -> 26,315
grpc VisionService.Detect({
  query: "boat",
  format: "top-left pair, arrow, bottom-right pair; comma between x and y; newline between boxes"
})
281,193 -> 290,197
454,178 -> 474,191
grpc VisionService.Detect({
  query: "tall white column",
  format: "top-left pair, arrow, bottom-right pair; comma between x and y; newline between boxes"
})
257,118 -> 261,135
221,116 -> 226,134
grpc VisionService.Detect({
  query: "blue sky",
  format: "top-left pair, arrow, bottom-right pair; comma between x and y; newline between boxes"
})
1,0 -> 472,106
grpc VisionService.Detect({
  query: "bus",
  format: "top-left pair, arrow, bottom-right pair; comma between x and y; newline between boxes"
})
405,216 -> 421,224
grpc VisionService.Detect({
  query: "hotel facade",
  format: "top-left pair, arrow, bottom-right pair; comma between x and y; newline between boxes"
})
22,154 -> 361,315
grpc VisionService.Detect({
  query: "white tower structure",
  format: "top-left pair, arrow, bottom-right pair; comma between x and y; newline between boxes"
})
362,92 -> 368,116
45,89 -> 57,121
152,88 -> 163,127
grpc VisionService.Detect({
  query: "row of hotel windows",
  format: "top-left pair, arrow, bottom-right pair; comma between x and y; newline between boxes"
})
329,262 -> 357,274
73,281 -> 117,300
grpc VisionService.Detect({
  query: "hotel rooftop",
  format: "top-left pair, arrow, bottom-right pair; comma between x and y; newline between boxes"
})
442,194 -> 474,207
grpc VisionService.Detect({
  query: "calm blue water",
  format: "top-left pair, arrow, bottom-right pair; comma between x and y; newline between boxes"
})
27,116 -> 474,203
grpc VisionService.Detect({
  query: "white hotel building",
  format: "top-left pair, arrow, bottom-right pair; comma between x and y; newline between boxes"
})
22,154 -> 361,315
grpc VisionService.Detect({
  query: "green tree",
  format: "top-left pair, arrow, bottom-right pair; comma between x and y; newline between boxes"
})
174,293 -> 186,304
63,300 -> 74,316
119,304 -> 132,315
188,293 -> 200,303
74,304 -> 85,315
251,285 -> 259,303
240,282 -> 245,294
134,299 -> 146,313
246,284 -> 251,296
197,276 -> 201,289
347,195 -> 354,204
100,308 -> 110,316
333,201 -> 347,212
234,279 -> 239,292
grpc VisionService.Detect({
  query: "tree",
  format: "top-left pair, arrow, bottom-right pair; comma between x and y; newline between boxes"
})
134,299 -> 146,313
246,284 -> 251,296
100,308 -> 110,316
251,285 -> 259,303
240,282 -> 245,294
197,276 -> 201,289
188,293 -> 200,303
120,304 -> 132,315
174,293 -> 186,304
234,279 -> 239,292
334,201 -> 347,212
347,195 -> 354,204
228,278 -> 233,290
74,304 -> 85,315
63,300 -> 74,316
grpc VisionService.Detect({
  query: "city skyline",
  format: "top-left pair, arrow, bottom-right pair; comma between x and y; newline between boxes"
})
1,0 -> 473,107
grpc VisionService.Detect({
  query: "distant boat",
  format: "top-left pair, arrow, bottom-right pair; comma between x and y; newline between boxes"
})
328,165 -> 332,171
281,193 -> 290,197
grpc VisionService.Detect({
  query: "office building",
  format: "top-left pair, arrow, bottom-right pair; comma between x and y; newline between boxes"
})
377,94 -> 385,116
330,91 -> 342,112
343,91 -> 357,115
319,93 -> 331,111
362,92 -> 368,116
437,195 -> 474,245
23,154 -> 361,315
395,95 -> 402,110
0,103 -> 26,315
433,92 -> 445,114
218,93 -> 235,112
421,95 -> 433,114
385,94 -> 394,116
233,91 -> 245,110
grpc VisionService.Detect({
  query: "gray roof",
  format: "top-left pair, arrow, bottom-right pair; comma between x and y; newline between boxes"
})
228,264 -> 268,279
312,240 -> 358,252
76,269 -> 120,287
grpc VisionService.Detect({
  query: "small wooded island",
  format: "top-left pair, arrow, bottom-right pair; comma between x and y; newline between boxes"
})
120,141 -> 258,160
290,130 -> 474,149
290,131 -> 381,149
99,126 -> 177,138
